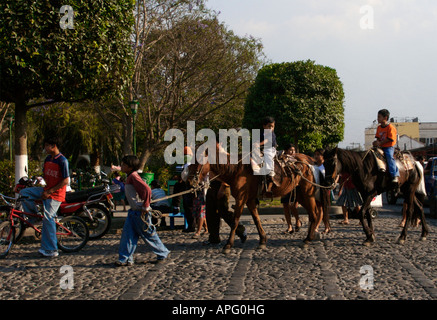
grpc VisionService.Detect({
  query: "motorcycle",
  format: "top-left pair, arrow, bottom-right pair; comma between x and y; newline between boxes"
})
14,176 -> 120,240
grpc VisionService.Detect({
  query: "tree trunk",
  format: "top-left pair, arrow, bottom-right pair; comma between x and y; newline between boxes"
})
14,99 -> 29,184
138,148 -> 152,172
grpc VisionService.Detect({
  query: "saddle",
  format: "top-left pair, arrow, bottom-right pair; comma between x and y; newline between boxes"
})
274,153 -> 299,184
258,153 -> 298,198
371,148 -> 416,173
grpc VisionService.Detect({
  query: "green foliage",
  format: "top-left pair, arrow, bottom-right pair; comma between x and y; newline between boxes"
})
0,160 -> 43,197
27,102 -> 117,165
243,60 -> 345,153
0,0 -> 135,104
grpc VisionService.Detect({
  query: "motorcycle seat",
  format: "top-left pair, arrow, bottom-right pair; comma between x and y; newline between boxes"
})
65,186 -> 106,203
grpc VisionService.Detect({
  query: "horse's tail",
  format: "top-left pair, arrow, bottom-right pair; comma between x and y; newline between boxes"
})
321,185 -> 331,228
414,161 -> 427,196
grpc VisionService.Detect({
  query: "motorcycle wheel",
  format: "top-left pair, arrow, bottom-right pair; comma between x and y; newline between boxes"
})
79,204 -> 111,240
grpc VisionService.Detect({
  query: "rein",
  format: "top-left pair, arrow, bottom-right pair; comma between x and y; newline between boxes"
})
289,160 -> 337,190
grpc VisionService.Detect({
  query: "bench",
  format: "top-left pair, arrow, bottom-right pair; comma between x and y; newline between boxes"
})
162,212 -> 188,229
162,180 -> 188,230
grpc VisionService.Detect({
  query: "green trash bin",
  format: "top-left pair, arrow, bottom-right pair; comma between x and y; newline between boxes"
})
139,172 -> 154,185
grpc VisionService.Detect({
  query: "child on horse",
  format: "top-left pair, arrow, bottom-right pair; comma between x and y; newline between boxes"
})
259,116 -> 277,193
373,109 -> 400,184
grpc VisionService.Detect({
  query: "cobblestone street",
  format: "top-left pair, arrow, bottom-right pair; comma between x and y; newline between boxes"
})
1,205 -> 436,302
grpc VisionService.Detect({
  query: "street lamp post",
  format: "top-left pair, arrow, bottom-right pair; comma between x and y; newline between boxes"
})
5,113 -> 14,162
129,100 -> 139,156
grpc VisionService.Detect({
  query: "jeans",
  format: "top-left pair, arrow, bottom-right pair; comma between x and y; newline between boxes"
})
118,210 -> 170,263
19,187 -> 61,252
383,146 -> 400,178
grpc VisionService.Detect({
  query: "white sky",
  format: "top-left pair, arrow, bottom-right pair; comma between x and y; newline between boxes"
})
206,0 -> 437,148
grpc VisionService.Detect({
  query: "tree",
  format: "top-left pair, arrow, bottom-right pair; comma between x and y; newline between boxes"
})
0,0 -> 134,181
27,102 -> 118,167
93,0 -> 207,158
243,60 -> 345,153
95,1 -> 264,169
0,102 -> 13,159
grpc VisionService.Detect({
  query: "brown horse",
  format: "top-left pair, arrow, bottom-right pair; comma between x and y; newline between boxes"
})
323,147 -> 429,246
186,151 -> 330,253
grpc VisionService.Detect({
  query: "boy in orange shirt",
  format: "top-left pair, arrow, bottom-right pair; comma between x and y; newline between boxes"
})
373,109 -> 400,183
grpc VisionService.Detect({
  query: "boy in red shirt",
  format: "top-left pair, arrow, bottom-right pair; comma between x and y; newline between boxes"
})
20,136 -> 70,257
373,109 -> 400,183
116,155 -> 170,266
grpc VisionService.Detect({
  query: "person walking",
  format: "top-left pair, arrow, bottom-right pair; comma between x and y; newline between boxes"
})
116,155 -> 170,266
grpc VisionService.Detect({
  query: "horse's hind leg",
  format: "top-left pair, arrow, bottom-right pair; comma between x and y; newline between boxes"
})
398,191 -> 414,244
223,200 -> 243,254
247,198 -> 267,250
415,195 -> 429,241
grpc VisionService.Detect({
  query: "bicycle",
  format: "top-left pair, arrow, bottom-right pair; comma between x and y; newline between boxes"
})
0,193 -> 89,259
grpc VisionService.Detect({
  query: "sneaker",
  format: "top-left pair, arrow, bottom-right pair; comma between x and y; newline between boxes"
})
153,253 -> 171,265
114,260 -> 134,267
38,249 -> 59,258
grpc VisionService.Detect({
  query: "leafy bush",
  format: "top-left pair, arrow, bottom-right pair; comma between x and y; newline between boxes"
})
0,160 -> 43,197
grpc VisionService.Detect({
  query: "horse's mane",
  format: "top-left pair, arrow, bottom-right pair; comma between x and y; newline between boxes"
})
337,148 -> 375,185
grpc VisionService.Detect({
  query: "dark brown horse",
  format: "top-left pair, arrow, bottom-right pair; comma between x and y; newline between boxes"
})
186,151 -> 330,253
323,147 -> 429,246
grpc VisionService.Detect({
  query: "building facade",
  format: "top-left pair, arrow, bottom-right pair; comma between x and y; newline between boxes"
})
364,119 -> 437,151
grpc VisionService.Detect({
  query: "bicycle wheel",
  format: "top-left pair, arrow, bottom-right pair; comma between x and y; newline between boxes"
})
0,221 -> 15,259
56,216 -> 89,253
0,206 -> 23,243
0,205 -> 10,222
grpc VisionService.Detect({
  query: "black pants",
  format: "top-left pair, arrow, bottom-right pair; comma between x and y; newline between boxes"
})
206,181 -> 246,243
172,180 -> 195,230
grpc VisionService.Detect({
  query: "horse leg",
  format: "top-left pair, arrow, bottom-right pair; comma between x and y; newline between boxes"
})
247,198 -> 267,250
416,196 -> 429,241
365,208 -> 373,234
412,195 -> 429,241
302,197 -> 318,246
360,195 -> 376,246
398,200 -> 413,245
397,181 -> 417,244
223,199 -> 243,254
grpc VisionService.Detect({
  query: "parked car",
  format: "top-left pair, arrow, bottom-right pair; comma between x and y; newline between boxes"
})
424,157 -> 437,217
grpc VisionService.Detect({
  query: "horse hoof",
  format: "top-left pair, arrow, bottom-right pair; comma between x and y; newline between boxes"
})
420,237 -> 427,242
301,241 -> 310,249
222,248 -> 231,254
257,244 -> 267,251
362,241 -> 373,247
397,238 -> 405,245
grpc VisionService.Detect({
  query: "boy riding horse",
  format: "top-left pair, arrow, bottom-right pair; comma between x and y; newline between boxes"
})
373,109 -> 400,184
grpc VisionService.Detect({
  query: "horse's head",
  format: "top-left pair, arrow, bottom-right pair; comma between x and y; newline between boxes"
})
323,147 -> 341,186
183,159 -> 211,189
